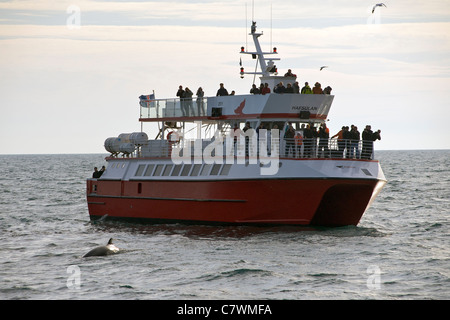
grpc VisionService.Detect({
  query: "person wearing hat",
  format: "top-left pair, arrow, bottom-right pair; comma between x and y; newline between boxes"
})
312,82 -> 323,94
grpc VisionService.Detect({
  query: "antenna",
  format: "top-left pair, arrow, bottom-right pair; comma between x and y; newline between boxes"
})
270,2 -> 272,51
252,0 -> 254,22
245,3 -> 248,50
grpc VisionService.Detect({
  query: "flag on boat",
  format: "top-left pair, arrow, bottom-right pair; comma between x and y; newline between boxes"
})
139,93 -> 155,108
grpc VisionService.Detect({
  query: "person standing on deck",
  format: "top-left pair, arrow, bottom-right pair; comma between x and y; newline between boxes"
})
331,126 -> 346,158
216,83 -> 229,96
184,87 -> 194,116
176,85 -> 186,116
318,123 -> 330,158
196,87 -> 205,116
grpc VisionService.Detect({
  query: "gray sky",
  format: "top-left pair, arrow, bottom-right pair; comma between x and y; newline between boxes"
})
1,0 -> 449,154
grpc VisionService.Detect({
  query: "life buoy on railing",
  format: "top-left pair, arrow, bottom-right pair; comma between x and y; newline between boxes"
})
167,131 -> 180,144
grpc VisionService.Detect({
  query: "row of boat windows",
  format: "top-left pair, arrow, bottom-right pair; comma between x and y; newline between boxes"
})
110,162 -> 127,169
135,163 -> 232,177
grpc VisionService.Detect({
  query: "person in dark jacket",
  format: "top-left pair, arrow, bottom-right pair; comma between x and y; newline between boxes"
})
284,122 -> 295,156
184,87 -> 194,116
342,126 -> 351,158
349,125 -> 360,159
92,167 -> 101,178
176,85 -> 186,116
318,123 -> 330,158
274,82 -> 286,93
362,125 -> 374,159
250,84 -> 260,94
311,125 -> 318,157
285,83 -> 294,93
176,85 -> 185,98
303,124 -> 313,158
323,86 -> 332,94
216,83 -> 229,96
196,87 -> 205,116
372,129 -> 381,159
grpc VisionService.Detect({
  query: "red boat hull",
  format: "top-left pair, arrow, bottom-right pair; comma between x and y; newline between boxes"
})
87,178 -> 384,226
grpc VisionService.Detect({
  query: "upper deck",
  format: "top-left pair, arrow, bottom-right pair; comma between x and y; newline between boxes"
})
139,92 -> 334,123
139,21 -> 334,124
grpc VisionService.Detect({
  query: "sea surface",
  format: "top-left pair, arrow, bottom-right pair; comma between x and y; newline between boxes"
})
0,150 -> 448,301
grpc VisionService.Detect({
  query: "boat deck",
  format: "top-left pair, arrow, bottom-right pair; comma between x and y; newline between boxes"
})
139,93 -> 334,122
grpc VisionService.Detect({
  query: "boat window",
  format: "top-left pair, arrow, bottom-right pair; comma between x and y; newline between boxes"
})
171,164 -> 183,176
144,164 -> 155,176
190,164 -> 202,176
163,164 -> 173,176
153,164 -> 164,176
201,164 -> 212,176
135,164 -> 146,176
220,164 -> 232,175
181,164 -> 192,176
210,164 -> 222,175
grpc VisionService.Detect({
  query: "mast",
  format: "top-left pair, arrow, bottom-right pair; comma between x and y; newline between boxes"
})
240,21 -> 280,78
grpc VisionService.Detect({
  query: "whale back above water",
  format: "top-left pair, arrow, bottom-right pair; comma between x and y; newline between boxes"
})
83,238 -> 120,257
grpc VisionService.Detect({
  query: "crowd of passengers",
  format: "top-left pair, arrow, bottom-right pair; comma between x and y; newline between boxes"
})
174,69 -> 380,159
175,76 -> 330,116
250,70 -> 332,95
234,121 -> 381,160
175,69 -> 331,101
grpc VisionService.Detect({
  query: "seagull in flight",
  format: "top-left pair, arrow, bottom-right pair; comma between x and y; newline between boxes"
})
320,66 -> 328,71
372,3 -> 387,14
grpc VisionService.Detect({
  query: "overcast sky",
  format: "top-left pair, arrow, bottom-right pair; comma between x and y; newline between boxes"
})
1,0 -> 449,154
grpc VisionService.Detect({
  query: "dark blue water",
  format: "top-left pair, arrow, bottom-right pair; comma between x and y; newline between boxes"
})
0,151 -> 448,300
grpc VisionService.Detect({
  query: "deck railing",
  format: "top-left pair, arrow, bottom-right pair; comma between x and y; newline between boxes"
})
110,137 -> 377,161
281,138 -> 375,160
140,98 -> 208,119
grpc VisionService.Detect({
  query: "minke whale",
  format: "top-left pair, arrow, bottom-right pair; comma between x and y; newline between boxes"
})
83,238 -> 120,257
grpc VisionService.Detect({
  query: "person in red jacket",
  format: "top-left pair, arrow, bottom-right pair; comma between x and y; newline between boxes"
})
294,132 -> 303,158
261,83 -> 271,95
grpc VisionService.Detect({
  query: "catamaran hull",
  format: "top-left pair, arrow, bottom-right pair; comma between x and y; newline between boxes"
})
87,177 -> 385,227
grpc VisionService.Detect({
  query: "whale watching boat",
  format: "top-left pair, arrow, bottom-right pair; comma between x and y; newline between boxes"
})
86,22 -> 386,226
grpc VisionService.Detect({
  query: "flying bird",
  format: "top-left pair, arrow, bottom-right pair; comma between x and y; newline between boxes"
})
320,66 -> 328,71
372,3 -> 387,14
